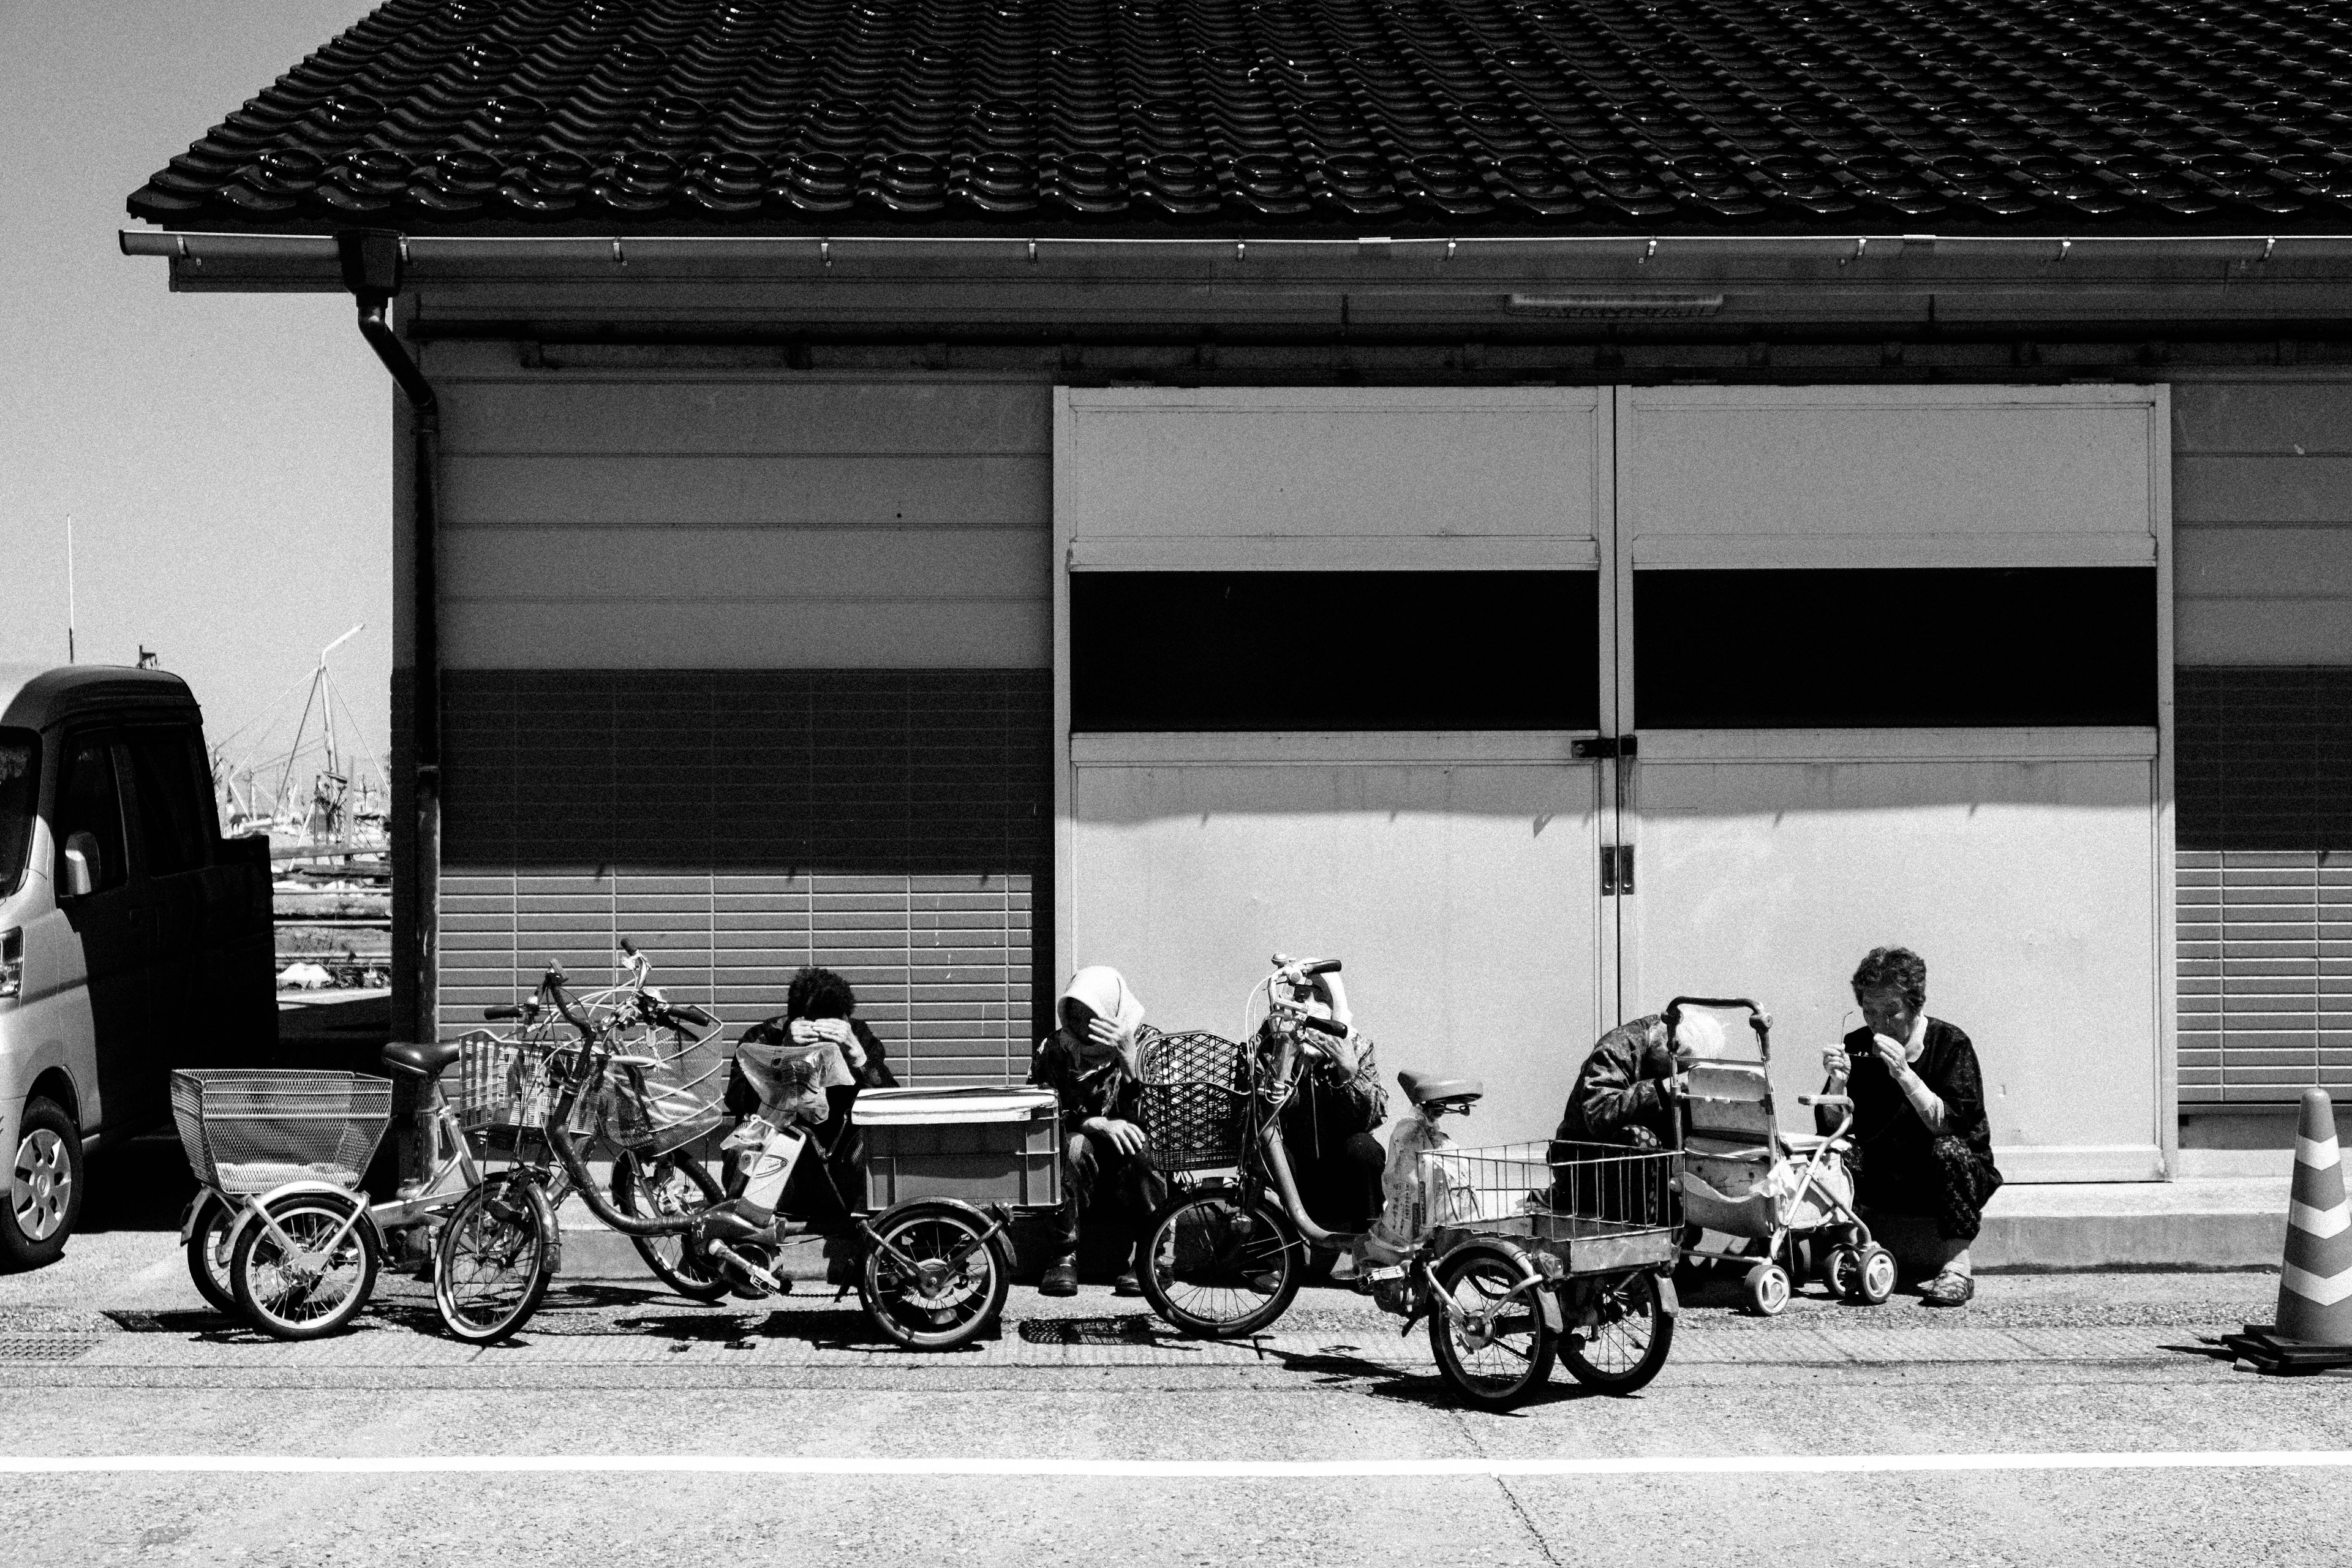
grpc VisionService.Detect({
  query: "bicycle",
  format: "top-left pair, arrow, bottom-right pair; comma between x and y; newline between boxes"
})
486,958 -> 1017,1351
175,1059 -> 557,1344
1136,955 -> 1683,1408
459,941 -> 732,1303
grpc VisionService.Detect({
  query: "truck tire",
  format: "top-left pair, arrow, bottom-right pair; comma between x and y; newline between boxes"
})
2,1098 -> 84,1269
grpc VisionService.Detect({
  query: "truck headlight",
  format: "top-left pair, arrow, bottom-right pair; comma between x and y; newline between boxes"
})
0,929 -> 19,999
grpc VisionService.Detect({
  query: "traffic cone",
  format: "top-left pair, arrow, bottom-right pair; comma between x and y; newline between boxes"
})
2221,1088 -> 2352,1373
2274,1088 -> 2352,1345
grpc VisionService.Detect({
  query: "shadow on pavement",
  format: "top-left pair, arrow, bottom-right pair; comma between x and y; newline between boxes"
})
77,1134 -> 200,1234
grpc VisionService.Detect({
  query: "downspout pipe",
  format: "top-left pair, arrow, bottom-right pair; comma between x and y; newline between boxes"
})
336,228 -> 442,1049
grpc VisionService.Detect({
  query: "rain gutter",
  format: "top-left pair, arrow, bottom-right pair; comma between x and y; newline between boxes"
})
122,227 -> 2352,274
331,228 -> 439,1047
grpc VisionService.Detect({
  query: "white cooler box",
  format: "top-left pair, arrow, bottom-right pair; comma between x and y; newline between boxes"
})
853,1085 -> 1062,1210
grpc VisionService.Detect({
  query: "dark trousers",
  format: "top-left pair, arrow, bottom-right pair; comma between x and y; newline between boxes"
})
1861,1134 -> 2001,1243
1057,1128 -> 1167,1260
1291,1131 -> 1386,1233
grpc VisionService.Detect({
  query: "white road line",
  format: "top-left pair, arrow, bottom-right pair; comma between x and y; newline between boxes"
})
5,1452 -> 2352,1478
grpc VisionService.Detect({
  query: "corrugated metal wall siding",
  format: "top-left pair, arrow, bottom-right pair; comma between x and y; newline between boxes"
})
428,364 -> 1056,1081
2175,379 -> 2352,1105
437,669 -> 1049,1084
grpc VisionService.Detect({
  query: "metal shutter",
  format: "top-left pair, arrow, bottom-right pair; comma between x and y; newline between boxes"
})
2176,668 -> 2352,1105
435,669 -> 1049,1086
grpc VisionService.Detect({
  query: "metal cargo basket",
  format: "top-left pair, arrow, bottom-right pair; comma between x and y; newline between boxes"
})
1137,1030 -> 1250,1171
171,1070 -> 393,1195
1422,1140 -> 1683,1275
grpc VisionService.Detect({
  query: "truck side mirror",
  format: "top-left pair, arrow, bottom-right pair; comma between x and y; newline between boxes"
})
62,831 -> 99,897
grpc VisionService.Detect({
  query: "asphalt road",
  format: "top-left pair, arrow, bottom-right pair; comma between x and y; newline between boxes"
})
4,1138 -> 2345,1567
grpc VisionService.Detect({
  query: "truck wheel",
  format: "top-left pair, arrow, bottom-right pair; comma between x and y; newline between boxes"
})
2,1098 -> 83,1269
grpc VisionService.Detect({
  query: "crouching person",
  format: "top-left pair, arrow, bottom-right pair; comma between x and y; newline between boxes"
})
1030,967 -> 1168,1297
1822,946 -> 2003,1307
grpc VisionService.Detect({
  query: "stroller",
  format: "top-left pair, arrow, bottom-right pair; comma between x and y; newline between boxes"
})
1667,997 -> 1896,1314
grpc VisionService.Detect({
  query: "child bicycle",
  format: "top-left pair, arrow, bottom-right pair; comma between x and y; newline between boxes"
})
1136,956 -> 1682,1409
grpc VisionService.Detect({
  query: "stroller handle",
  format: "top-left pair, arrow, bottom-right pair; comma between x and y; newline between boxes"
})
1798,1093 -> 1852,1107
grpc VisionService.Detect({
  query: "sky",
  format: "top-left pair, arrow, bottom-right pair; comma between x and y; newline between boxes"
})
2,0 -> 391,777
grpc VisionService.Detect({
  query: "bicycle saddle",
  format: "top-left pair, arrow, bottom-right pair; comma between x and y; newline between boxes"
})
380,1040 -> 462,1079
1398,1069 -> 1483,1107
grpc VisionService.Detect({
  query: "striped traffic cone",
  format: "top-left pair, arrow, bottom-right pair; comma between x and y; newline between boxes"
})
2275,1088 -> 2352,1346
2222,1088 -> 2352,1372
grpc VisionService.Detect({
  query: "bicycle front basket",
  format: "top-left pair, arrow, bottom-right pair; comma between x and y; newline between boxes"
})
453,1033 -> 560,1148
170,1070 -> 394,1195
1137,1030 -> 1250,1171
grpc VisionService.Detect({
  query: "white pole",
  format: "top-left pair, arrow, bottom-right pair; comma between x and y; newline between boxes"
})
64,516 -> 75,665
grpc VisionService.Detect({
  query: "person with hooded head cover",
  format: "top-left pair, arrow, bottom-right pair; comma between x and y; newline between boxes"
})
1029,966 -> 1169,1297
1550,1007 -> 1727,1153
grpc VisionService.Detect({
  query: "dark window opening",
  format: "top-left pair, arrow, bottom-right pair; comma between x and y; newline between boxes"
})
1071,571 -> 1599,731
126,727 -> 215,877
1634,567 -> 2157,728
55,733 -> 129,894
0,729 -> 37,895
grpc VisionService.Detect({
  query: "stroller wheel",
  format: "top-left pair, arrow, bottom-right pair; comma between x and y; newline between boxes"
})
1741,1262 -> 1791,1316
1855,1245 -> 1898,1305
1823,1245 -> 1862,1300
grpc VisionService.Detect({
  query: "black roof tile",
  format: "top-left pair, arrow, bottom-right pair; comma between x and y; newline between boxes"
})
126,0 -> 2352,235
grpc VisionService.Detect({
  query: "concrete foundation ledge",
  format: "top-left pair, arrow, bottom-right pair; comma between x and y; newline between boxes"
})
1973,1178 -> 2290,1272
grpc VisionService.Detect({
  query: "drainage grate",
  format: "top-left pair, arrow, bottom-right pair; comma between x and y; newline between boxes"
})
0,1335 -> 99,1363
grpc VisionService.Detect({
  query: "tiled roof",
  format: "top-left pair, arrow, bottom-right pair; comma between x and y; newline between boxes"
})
127,0 -> 2352,236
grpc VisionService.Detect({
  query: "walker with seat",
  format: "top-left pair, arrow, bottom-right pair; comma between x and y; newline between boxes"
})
1667,996 -> 1896,1314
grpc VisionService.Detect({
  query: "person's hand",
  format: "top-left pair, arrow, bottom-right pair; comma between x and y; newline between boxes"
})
1869,1032 -> 1910,1076
791,1017 -> 851,1046
1820,1046 -> 1851,1082
1086,1015 -> 1136,1062
1084,1116 -> 1148,1156
1316,1030 -> 1360,1077
1661,1071 -> 1691,1098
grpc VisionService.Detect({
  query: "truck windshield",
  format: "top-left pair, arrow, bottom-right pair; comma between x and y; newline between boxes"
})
0,729 -> 34,895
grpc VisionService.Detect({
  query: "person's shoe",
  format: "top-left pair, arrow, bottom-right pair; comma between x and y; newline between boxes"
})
1327,1249 -> 1360,1285
1039,1258 -> 1080,1297
1111,1269 -> 1144,1297
1918,1269 -> 1975,1308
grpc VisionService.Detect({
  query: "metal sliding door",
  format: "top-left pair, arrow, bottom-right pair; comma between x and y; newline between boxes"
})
1612,386 -> 2174,1182
1056,390 -> 1616,1145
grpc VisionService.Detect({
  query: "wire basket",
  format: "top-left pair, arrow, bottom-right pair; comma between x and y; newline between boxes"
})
1137,1030 -> 1250,1170
453,1032 -> 562,1148
1422,1140 -> 1683,1241
170,1070 -> 393,1195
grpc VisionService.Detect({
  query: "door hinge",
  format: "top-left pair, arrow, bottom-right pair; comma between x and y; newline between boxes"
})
1572,736 -> 1638,760
1600,843 -> 1635,895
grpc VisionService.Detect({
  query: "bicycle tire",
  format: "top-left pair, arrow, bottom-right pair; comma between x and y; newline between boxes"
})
1137,1187 -> 1302,1338
433,1174 -> 557,1346
229,1190 -> 380,1341
1427,1244 -> 1557,1410
612,1150 -> 728,1302
858,1200 -> 1012,1351
185,1193 -> 237,1315
1560,1270 -> 1675,1395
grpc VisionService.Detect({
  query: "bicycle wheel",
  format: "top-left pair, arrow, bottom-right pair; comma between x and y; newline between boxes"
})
433,1174 -> 557,1346
228,1190 -> 380,1341
1560,1270 -> 1676,1395
859,1200 -> 1012,1351
1137,1188 -> 1301,1338
1427,1245 -> 1556,1410
612,1150 -> 727,1302
184,1193 -> 237,1314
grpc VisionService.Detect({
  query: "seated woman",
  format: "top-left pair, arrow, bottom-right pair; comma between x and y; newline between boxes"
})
1819,946 -> 2002,1307
723,965 -> 898,1235
1548,1008 -> 1722,1219
1028,966 -> 1167,1297
1256,970 -> 1386,1278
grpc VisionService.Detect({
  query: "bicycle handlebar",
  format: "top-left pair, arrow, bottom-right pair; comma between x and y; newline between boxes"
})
483,1005 -> 527,1022
1295,1012 -> 1349,1037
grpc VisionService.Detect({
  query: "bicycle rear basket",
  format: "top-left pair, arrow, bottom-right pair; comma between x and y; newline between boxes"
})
1137,1030 -> 1250,1170
170,1070 -> 393,1195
